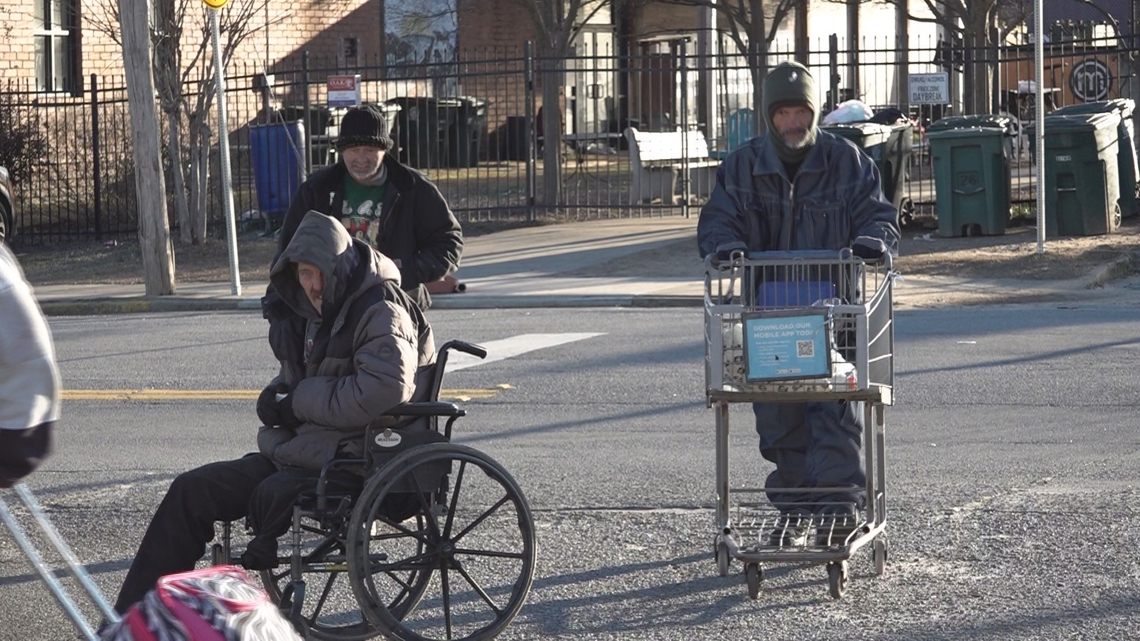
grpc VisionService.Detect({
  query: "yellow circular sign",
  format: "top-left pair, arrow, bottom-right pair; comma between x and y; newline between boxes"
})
202,0 -> 229,8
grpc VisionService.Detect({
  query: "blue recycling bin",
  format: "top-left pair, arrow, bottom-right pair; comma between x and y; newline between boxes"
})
249,120 -> 306,226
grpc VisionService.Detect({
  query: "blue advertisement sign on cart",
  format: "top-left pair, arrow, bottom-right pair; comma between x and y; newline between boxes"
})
742,311 -> 831,381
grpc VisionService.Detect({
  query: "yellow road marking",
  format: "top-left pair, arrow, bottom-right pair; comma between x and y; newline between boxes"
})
61,387 -> 508,402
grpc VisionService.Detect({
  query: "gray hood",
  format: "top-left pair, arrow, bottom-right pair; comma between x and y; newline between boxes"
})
270,210 -> 402,321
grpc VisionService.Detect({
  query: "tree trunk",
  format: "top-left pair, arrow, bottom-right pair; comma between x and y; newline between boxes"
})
540,53 -> 563,207
749,0 -> 768,136
168,112 -> 192,246
117,0 -> 175,295
194,126 -> 210,244
186,115 -> 210,244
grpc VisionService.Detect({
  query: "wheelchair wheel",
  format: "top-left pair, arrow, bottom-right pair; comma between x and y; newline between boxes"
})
347,443 -> 537,641
260,516 -> 431,640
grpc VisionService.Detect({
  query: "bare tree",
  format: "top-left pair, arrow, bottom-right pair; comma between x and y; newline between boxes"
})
93,0 -> 274,245
659,0 -> 801,135
505,0 -> 612,206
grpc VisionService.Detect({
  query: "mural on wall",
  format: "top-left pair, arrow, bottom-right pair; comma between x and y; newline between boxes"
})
385,0 -> 458,67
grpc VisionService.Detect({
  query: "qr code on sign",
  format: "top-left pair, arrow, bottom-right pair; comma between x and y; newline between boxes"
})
796,340 -> 814,358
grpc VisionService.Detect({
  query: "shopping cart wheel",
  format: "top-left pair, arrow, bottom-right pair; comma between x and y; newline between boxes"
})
872,537 -> 888,576
827,562 -> 848,600
715,539 -> 730,577
744,563 -> 762,599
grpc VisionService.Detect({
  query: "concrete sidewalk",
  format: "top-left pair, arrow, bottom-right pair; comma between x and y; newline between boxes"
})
31,216 -> 1135,315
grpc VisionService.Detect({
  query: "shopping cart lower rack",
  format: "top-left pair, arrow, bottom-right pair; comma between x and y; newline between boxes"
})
703,249 -> 897,599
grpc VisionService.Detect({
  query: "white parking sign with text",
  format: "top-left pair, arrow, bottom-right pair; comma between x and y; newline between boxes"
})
908,72 -> 949,105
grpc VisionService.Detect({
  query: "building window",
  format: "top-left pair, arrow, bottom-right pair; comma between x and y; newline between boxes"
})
35,0 -> 80,94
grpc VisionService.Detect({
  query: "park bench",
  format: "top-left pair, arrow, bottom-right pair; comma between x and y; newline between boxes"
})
624,127 -> 720,204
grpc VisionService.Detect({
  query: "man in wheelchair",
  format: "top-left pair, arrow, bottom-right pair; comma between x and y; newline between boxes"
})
113,210 -> 436,614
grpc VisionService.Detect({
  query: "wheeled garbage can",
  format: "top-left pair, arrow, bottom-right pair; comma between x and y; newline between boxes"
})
1042,111 -> 1122,237
926,126 -> 1011,236
823,121 -> 913,219
1051,99 -> 1138,218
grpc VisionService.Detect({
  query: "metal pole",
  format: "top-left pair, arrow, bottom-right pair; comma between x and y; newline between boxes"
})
209,8 -> 242,295
1034,0 -> 1046,253
525,41 -> 536,222
697,1 -> 718,148
680,40 -> 691,218
91,74 -> 102,241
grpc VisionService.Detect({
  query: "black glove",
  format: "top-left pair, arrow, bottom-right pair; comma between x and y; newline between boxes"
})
712,241 -> 748,266
256,385 -> 281,427
277,393 -> 301,429
851,237 -> 888,262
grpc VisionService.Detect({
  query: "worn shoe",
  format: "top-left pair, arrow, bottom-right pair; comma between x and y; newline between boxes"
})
766,511 -> 814,547
239,541 -> 280,571
814,513 -> 858,548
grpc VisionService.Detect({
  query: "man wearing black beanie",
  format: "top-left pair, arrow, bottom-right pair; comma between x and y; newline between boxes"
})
273,104 -> 463,311
697,61 -> 900,548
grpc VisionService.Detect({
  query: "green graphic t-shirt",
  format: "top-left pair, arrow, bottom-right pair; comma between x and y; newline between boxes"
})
340,176 -> 387,248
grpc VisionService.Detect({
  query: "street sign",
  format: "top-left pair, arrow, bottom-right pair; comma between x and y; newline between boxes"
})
327,75 -> 362,108
201,0 -> 229,8
908,72 -> 949,105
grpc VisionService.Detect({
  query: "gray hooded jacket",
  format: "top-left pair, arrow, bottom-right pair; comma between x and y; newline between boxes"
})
262,211 -> 435,470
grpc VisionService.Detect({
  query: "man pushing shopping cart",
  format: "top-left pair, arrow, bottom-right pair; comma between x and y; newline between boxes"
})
698,61 -> 900,599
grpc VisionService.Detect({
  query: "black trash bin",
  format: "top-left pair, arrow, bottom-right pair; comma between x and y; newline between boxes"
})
449,97 -> 488,168
822,121 -> 913,216
386,97 -> 447,169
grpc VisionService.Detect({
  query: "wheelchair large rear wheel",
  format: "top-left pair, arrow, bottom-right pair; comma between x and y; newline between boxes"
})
260,515 -> 431,640
347,443 -> 537,641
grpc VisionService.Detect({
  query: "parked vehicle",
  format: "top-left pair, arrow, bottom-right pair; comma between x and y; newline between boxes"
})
0,166 -> 13,242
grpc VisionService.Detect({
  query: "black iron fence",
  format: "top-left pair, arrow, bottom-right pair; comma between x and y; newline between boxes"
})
4,33 -> 1136,245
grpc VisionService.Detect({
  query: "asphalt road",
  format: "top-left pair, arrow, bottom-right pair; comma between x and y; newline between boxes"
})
2,305 -> 1139,640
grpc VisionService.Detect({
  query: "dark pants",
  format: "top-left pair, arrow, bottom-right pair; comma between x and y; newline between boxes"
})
0,423 -> 53,488
753,401 -> 865,513
114,454 -> 357,613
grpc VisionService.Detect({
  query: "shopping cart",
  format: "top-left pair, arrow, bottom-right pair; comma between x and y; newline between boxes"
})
0,484 -> 120,639
704,249 -> 897,599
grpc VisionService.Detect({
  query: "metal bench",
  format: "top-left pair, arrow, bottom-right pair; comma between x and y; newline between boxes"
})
624,126 -> 720,204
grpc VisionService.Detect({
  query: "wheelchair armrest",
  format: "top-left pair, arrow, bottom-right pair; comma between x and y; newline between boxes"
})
441,340 -> 487,360
384,401 -> 465,418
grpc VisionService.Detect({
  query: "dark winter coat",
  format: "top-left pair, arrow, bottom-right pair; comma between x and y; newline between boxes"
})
263,211 -> 435,471
697,130 -> 900,257
276,154 -> 463,310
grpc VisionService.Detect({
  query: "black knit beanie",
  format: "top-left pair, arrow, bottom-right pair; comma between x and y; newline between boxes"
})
336,105 -> 393,152
762,62 -> 819,163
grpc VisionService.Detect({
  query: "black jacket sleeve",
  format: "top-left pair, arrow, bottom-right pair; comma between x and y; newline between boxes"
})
407,179 -> 464,287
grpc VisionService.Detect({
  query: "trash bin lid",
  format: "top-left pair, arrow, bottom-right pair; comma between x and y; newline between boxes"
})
1043,111 -> 1120,133
821,122 -> 892,145
1053,98 -> 1135,119
927,114 -> 1017,136
925,125 -> 1006,140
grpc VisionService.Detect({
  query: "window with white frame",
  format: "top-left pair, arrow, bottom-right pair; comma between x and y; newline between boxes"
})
34,0 -> 80,94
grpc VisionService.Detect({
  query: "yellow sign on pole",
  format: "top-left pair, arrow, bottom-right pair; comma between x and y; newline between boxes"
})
202,0 -> 228,9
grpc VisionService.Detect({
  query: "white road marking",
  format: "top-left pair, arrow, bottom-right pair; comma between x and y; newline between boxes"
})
446,333 -> 605,371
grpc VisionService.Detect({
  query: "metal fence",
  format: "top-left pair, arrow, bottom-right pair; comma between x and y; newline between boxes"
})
5,32 -> 1136,245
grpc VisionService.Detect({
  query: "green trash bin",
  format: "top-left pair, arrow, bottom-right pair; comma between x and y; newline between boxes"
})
927,126 -> 1011,236
1051,99 -> 1138,218
928,114 -> 1018,161
822,122 -> 913,215
1042,111 -> 1122,237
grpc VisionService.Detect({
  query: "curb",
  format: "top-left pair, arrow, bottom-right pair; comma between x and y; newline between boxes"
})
38,294 -> 705,316
1084,253 -> 1136,289
39,297 -> 263,316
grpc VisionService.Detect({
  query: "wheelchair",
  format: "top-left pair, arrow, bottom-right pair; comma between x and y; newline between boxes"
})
211,340 -> 537,641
